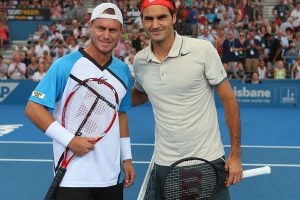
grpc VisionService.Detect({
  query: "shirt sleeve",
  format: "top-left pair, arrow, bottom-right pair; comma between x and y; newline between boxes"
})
118,65 -> 132,113
204,41 -> 227,86
28,59 -> 68,109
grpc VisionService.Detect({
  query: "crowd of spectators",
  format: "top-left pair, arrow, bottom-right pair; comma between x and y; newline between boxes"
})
1,0 -> 300,82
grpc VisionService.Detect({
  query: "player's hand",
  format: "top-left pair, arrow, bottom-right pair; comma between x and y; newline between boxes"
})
224,152 -> 243,187
123,159 -> 135,188
67,136 -> 95,157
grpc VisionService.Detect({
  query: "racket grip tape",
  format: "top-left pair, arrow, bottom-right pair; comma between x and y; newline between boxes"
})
243,166 -> 271,178
44,167 -> 67,200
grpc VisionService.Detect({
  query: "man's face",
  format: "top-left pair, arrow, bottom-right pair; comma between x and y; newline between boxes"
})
89,18 -> 122,55
141,5 -> 176,44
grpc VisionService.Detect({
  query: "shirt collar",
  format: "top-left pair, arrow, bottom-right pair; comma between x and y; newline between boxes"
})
146,32 -> 191,62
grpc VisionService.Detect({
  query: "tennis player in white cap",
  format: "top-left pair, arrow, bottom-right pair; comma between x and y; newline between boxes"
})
25,3 -> 135,200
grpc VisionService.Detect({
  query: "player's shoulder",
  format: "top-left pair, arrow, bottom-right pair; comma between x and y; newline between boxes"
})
135,46 -> 150,60
183,36 -> 214,50
112,56 -> 128,68
53,51 -> 82,67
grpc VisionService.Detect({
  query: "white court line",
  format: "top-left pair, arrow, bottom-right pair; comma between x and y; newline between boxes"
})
0,159 -> 53,162
1,141 -> 300,149
0,141 -> 52,144
0,159 -> 300,168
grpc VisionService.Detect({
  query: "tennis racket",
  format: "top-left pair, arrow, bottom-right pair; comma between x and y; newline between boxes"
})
162,157 -> 271,200
44,78 -> 119,200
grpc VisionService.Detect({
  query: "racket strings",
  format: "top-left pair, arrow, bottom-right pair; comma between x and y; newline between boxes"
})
163,161 -> 217,200
64,80 -> 117,138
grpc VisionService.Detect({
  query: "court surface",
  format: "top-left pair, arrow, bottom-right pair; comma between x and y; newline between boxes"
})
0,103 -> 299,200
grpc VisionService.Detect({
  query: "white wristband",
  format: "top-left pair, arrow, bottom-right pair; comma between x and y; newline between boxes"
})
120,137 -> 132,161
45,121 -> 75,147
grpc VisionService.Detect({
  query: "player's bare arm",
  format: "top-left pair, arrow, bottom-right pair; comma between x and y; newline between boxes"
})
119,112 -> 135,187
131,87 -> 148,106
24,101 -> 95,156
216,79 -> 243,186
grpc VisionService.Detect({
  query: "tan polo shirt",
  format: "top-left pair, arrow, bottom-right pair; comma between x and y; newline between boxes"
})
133,32 -> 227,166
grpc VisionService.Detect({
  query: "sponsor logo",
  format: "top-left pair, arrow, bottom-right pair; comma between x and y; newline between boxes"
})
233,86 -> 271,98
0,83 -> 19,103
32,91 -> 45,99
280,87 -> 297,104
0,124 -> 23,137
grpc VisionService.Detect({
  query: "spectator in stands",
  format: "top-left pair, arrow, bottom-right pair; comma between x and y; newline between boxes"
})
237,30 -> 246,63
244,0 -> 259,23
51,1 -> 63,21
29,0 -> 41,8
6,0 -> 16,9
236,61 -> 247,80
34,39 -> 50,58
249,72 -> 262,84
265,33 -> 282,70
292,56 -> 300,79
17,0 -> 31,9
73,24 -> 88,40
272,0 -> 290,24
47,24 -> 63,42
188,5 -> 198,38
40,50 -> 53,66
277,30 -> 289,54
257,58 -> 268,79
126,54 -> 135,79
198,10 -> 209,27
31,62 -> 46,82
294,30 -> 300,50
125,47 -> 136,66
273,60 -> 286,79
176,4 -> 189,35
61,23 -> 74,41
284,42 -> 298,70
215,0 -> 225,23
139,32 -> 149,49
26,56 -> 38,79
205,7 -> 216,24
115,33 -> 127,57
0,21 -> 9,51
130,29 -> 142,52
262,18 -> 273,34
279,17 -> 293,34
219,11 -> 231,28
0,1 -> 6,18
290,1 -> 300,29
222,30 -> 242,78
215,29 -> 226,58
74,0 -> 87,24
198,27 -> 215,45
0,54 -> 8,79
68,37 -> 79,53
7,53 -> 26,80
224,1 -> 234,22
51,39 -> 69,60
255,14 -> 264,27
285,27 -> 294,43
78,35 -> 90,48
244,29 -> 261,73
225,21 -> 239,38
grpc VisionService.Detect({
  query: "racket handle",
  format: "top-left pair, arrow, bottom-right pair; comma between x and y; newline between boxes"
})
243,166 -> 271,178
44,167 -> 67,200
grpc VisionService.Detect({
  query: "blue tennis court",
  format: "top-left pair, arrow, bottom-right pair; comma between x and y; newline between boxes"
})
0,103 -> 299,200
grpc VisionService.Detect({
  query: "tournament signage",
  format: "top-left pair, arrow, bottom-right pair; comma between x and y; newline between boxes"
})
214,79 -> 300,107
7,8 -> 51,20
0,80 -> 299,107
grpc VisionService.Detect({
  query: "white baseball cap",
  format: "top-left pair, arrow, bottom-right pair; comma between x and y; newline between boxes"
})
90,3 -> 123,25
